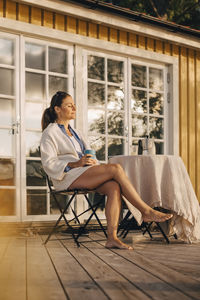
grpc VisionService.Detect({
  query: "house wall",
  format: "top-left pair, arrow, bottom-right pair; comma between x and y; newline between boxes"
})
1,0 -> 200,202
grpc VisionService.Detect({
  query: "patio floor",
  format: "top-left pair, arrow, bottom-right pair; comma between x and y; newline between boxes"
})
0,230 -> 200,300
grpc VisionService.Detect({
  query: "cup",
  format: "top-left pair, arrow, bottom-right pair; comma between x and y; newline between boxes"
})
84,149 -> 96,159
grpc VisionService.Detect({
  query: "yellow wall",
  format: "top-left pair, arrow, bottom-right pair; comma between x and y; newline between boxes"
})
1,0 -> 200,201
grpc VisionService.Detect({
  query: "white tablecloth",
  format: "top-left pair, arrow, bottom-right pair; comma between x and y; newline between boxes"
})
109,155 -> 200,243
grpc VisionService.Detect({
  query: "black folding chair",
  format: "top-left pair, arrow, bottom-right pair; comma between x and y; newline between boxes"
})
118,208 -> 177,244
44,173 -> 107,247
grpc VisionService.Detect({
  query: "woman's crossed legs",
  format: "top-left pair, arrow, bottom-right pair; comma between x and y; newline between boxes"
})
69,163 -> 173,250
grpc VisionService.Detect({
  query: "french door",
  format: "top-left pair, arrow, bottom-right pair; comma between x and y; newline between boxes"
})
83,50 -> 168,216
0,33 -> 74,221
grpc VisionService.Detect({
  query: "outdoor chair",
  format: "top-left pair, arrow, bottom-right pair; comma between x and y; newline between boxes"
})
44,173 -> 107,247
118,208 -> 177,244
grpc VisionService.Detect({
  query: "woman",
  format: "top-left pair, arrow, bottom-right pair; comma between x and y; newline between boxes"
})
40,91 -> 173,250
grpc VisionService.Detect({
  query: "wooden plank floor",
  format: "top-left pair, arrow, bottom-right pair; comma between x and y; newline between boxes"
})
0,231 -> 200,300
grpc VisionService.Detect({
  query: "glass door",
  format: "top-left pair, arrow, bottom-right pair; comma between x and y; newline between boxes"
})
0,33 -> 20,221
21,37 -> 74,221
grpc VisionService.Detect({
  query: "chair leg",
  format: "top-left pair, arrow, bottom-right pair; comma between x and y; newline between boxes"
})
156,222 -> 170,244
142,222 -> 153,239
84,194 -> 107,238
44,193 -> 77,245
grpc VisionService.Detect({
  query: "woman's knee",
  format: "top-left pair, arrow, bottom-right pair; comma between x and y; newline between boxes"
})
103,180 -> 121,196
106,163 -> 124,177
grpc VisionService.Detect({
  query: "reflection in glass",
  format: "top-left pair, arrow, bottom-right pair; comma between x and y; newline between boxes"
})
0,98 -> 14,126
155,141 -> 164,154
88,109 -> 105,134
107,59 -> 123,83
0,68 -> 14,95
132,64 -> 147,87
131,139 -> 139,155
88,82 -> 105,107
88,55 -> 104,80
0,159 -> 15,186
49,47 -> 67,74
149,68 -> 163,90
0,129 -> 13,156
149,117 -> 164,139
0,39 -> 14,65
88,136 -> 105,161
26,72 -> 45,100
132,115 -> 147,137
26,160 -> 46,186
25,102 -> 43,130
107,86 -> 124,110
108,111 -> 124,136
149,92 -> 164,115
49,76 -> 68,100
108,138 -> 124,156
0,189 -> 15,216
25,43 -> 45,70
50,194 -> 69,214
26,131 -> 41,157
27,189 -> 47,215
131,90 -> 147,113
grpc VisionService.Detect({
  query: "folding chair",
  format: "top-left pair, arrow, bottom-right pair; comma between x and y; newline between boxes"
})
44,173 -> 107,247
118,208 -> 177,244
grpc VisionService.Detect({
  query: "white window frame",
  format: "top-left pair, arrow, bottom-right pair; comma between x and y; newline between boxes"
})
0,31 -> 20,222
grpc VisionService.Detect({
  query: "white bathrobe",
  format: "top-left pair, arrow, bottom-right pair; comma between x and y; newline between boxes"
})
40,122 -> 93,191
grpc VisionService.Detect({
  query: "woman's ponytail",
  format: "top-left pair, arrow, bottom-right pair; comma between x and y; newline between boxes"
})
41,107 -> 57,131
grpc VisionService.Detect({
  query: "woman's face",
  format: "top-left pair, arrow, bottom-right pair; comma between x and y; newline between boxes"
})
55,96 -> 76,121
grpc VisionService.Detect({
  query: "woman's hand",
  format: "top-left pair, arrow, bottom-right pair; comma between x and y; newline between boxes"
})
68,154 -> 97,169
77,154 -> 97,167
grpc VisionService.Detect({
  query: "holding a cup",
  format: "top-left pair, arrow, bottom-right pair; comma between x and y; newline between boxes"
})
84,149 -> 97,166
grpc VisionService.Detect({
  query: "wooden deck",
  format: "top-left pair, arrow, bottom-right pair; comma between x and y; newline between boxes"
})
0,230 -> 200,300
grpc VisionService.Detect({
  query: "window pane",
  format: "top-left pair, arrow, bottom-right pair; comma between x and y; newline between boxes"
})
108,111 -> 124,136
49,47 -> 67,74
155,141 -> 164,154
149,68 -> 163,90
0,129 -> 14,156
25,43 -> 45,70
132,65 -> 147,87
149,92 -> 164,115
107,59 -> 123,83
88,109 -> 105,134
26,131 -> 41,157
25,102 -> 43,130
0,98 -> 14,126
0,68 -> 14,95
132,115 -> 147,137
26,72 -> 45,101
131,90 -> 147,113
27,189 -> 47,215
108,138 -> 125,156
88,55 -> 104,80
88,136 -> 105,161
0,189 -> 15,216
50,194 -> 69,215
131,139 -> 139,155
49,76 -> 68,100
107,86 -> 124,110
26,160 -> 46,186
149,117 -> 164,139
88,82 -> 105,108
0,159 -> 15,186
0,38 -> 14,65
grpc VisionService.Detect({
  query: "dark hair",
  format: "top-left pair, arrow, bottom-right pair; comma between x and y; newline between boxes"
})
41,91 -> 71,131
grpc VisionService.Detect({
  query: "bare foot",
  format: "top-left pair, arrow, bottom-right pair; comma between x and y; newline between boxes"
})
142,209 -> 173,223
105,238 -> 133,250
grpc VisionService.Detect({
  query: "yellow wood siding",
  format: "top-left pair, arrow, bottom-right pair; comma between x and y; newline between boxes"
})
1,0 -> 200,201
